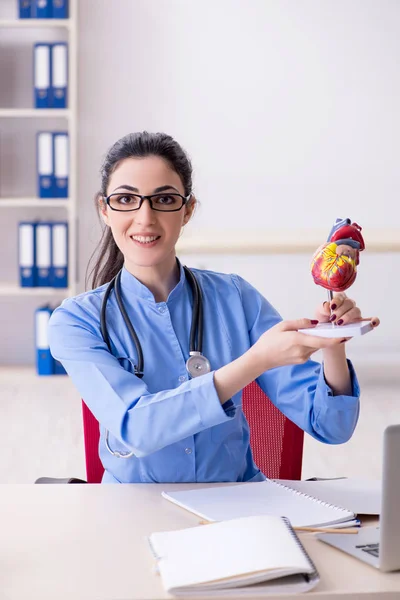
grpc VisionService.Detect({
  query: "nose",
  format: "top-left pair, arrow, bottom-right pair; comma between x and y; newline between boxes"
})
135,198 -> 156,225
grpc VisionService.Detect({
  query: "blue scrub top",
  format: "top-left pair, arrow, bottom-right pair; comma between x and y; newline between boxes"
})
48,262 -> 360,484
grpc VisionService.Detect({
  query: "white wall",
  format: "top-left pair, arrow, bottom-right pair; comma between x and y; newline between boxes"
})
77,0 -> 400,366
1,0 -> 399,363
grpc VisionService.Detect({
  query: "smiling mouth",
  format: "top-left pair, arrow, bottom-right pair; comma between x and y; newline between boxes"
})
130,235 -> 161,245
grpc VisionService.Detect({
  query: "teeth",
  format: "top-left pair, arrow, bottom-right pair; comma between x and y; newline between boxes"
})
132,235 -> 159,243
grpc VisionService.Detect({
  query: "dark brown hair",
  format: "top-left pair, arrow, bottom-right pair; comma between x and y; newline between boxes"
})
86,131 -> 193,289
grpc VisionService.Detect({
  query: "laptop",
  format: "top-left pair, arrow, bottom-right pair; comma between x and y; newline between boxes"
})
317,424 -> 400,572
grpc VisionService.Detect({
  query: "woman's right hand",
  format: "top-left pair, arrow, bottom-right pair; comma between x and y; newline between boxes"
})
251,318 -> 345,370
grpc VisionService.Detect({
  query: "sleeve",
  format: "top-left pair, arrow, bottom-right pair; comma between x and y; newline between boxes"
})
232,275 -> 360,444
48,300 -> 234,458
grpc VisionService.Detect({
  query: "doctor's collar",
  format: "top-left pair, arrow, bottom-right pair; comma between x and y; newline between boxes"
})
120,260 -> 186,304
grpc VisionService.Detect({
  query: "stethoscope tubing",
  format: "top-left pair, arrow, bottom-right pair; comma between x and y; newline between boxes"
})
100,265 -> 209,459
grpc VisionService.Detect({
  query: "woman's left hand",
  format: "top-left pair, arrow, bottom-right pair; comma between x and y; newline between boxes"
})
315,293 -> 380,328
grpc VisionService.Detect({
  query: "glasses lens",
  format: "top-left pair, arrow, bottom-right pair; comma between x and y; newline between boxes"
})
108,194 -> 141,211
151,194 -> 183,211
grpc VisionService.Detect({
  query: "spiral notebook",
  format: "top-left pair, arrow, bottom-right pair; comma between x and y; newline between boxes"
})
148,515 -> 320,596
162,480 -> 356,528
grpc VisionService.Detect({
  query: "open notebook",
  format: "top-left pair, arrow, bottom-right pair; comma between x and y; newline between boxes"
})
148,515 -> 320,596
274,479 -> 381,515
162,480 -> 356,528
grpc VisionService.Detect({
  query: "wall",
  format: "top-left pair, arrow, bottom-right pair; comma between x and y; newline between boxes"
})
77,0 -> 399,365
1,0 -> 399,363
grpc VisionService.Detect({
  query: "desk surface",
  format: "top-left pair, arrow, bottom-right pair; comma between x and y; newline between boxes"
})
0,483 -> 399,600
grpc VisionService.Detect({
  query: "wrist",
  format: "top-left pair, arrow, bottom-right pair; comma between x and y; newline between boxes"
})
322,343 -> 347,360
247,343 -> 276,375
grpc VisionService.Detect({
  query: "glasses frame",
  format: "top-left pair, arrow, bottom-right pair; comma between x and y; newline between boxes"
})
105,192 -> 191,213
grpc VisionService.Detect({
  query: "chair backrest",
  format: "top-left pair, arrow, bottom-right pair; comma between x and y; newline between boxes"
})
81,381 -> 304,483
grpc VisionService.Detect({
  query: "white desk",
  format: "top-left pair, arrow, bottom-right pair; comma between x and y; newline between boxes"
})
0,483 -> 399,599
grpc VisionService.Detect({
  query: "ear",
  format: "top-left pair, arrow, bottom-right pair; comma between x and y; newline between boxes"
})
182,195 -> 196,225
98,194 -> 111,227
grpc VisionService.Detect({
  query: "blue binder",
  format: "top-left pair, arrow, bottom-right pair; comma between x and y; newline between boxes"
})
34,43 -> 51,108
51,43 -> 68,108
53,132 -> 69,197
51,0 -> 68,19
32,0 -> 51,18
50,222 -> 68,288
19,0 -> 32,18
54,359 -> 67,375
35,306 -> 54,376
19,222 -> 36,287
37,132 -> 54,197
36,222 -> 52,287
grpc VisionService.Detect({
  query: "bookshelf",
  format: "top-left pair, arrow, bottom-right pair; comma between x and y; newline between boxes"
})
0,0 -> 78,365
0,0 -> 77,299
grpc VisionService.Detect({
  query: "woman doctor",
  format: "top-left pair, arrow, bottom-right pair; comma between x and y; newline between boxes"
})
48,131 -> 379,484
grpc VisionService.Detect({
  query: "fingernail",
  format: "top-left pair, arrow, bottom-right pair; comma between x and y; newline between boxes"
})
340,339 -> 346,343
311,320 -> 319,325
329,314 -> 336,322
331,303 -> 337,310
372,321 -> 377,326
337,319 -> 344,326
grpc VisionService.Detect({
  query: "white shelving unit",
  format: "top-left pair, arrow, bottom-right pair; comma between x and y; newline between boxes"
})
0,0 -> 78,299
0,108 -> 71,117
0,198 -> 71,208
0,18 -> 72,28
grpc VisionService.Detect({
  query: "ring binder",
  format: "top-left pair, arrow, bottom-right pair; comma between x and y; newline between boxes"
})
161,479 -> 357,528
148,515 -> 321,595
282,517 -> 319,584
272,479 -> 352,515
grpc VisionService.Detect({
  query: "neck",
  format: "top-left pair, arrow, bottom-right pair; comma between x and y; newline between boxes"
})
124,253 -> 180,302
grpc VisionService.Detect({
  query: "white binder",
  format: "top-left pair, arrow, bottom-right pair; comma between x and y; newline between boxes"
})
36,222 -> 52,287
34,43 -> 51,108
54,133 -> 69,197
51,222 -> 68,288
37,132 -> 54,197
51,43 -> 68,108
19,222 -> 36,287
35,306 -> 54,376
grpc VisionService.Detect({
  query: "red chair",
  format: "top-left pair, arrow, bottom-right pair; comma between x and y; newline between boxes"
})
82,381 -> 304,483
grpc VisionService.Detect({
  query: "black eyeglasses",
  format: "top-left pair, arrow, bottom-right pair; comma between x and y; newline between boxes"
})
105,192 -> 191,213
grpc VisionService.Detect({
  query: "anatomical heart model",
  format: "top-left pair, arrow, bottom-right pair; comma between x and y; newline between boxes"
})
311,218 -> 365,293
299,217 -> 372,338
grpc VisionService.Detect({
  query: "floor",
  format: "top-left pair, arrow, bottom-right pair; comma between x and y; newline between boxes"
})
0,363 -> 397,483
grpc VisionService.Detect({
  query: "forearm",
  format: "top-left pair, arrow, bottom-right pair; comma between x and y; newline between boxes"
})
322,344 -> 352,396
214,346 -> 267,404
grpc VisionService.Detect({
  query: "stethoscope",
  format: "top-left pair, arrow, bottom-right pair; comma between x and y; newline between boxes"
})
100,265 -> 211,458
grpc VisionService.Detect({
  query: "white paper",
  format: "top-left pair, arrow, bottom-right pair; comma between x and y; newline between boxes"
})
38,133 -> 53,175
298,321 -> 373,338
19,224 -> 34,267
36,224 -> 51,268
52,44 -> 68,87
52,224 -> 67,267
54,134 -> 69,178
34,45 -> 50,89
36,310 -> 50,349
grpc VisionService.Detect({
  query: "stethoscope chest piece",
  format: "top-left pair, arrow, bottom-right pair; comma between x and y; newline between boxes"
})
186,352 -> 211,378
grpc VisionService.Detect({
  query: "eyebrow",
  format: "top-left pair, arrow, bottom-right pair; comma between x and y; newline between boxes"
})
112,184 -> 181,194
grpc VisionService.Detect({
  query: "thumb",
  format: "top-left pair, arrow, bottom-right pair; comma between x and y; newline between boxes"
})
279,318 -> 319,332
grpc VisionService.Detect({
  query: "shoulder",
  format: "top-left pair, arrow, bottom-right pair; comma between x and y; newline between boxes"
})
188,267 -> 245,291
188,267 -> 258,299
49,283 -> 109,332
